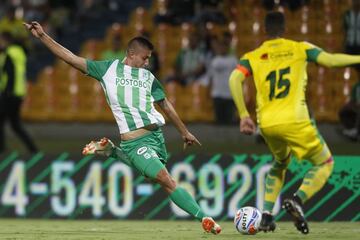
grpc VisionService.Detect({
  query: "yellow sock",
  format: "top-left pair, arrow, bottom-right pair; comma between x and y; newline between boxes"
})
296,158 -> 334,203
264,157 -> 290,212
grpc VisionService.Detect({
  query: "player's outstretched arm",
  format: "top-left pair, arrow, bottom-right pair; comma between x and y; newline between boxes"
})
24,21 -> 86,73
229,69 -> 256,135
156,98 -> 201,149
316,51 -> 360,68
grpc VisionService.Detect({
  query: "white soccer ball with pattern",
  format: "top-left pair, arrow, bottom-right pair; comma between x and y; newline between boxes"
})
234,206 -> 262,235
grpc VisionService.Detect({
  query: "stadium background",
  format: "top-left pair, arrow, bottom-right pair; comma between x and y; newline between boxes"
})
18,0 -> 360,124
0,0 -> 359,234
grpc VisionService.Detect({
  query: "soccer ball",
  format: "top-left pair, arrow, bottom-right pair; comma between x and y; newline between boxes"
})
234,206 -> 262,235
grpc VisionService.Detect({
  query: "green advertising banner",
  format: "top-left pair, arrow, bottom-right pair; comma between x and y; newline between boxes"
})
0,153 -> 359,221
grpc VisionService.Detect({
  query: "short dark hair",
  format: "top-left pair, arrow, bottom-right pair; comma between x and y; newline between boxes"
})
127,36 -> 154,54
265,11 -> 285,37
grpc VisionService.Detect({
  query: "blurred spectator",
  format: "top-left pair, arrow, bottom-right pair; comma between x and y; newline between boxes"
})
103,0 -> 135,23
222,31 -> 236,54
49,5 -> 71,41
166,33 -> 205,85
76,0 -> 102,21
206,37 -> 237,125
262,0 -> 309,11
338,70 -> 360,141
197,22 -> 216,55
344,0 -> 360,64
201,34 -> 217,73
101,34 -> 126,61
24,0 -> 50,23
0,32 -> 38,154
154,0 -> 195,25
194,0 -> 226,25
153,0 -> 174,25
0,6 -> 29,47
75,0 -> 106,39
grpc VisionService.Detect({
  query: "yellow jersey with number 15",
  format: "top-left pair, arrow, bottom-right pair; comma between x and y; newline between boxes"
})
237,38 -> 322,128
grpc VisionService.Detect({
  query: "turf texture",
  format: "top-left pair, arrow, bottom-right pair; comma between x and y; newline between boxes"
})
0,220 -> 358,240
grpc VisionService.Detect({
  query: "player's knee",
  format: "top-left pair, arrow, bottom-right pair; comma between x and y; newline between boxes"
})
322,157 -> 334,175
272,160 -> 288,171
315,157 -> 334,183
168,177 -> 176,189
273,154 -> 290,169
155,169 -> 176,191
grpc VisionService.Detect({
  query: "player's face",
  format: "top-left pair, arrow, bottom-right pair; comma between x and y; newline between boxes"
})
132,47 -> 151,68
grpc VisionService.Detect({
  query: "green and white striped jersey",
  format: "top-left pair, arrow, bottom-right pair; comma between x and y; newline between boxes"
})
86,59 -> 166,134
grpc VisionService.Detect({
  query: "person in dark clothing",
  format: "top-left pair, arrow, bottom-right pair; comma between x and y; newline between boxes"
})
262,0 -> 309,11
339,71 -> 360,141
344,0 -> 360,55
154,0 -> 195,25
0,32 -> 38,154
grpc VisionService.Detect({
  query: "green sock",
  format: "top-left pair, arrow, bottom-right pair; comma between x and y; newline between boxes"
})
169,187 -> 205,221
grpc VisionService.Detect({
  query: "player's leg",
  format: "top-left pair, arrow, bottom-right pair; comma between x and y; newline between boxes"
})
154,168 -> 205,220
82,137 -> 133,166
262,155 -> 290,232
284,121 -> 334,234
122,130 -> 221,234
0,97 -> 6,153
258,126 -> 291,232
153,167 -> 221,234
295,156 -> 334,205
291,125 -> 334,207
263,156 -> 291,213
152,130 -> 222,235
8,97 -> 38,153
133,148 -> 221,234
282,156 -> 333,235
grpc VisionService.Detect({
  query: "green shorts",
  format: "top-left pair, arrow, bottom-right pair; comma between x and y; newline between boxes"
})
120,128 -> 168,178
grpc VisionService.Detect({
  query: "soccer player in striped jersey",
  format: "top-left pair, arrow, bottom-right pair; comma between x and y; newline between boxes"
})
24,21 -> 221,234
229,11 -> 360,234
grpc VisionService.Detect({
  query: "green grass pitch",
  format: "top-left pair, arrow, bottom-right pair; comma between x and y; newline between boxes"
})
0,220 -> 358,239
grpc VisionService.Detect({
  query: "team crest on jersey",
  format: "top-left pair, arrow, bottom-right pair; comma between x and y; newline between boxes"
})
142,70 -> 149,79
260,53 -> 268,60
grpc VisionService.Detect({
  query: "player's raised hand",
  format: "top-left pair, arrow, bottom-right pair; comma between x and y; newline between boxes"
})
182,132 -> 201,150
23,21 -> 45,38
240,117 -> 256,135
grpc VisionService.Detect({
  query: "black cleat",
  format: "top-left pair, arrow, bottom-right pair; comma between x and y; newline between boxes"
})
282,198 -> 309,234
259,212 -> 276,232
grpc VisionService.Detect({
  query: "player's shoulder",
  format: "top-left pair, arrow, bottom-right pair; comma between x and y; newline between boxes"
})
242,43 -> 272,62
240,49 -> 256,60
299,40 -> 319,48
278,39 -> 321,52
89,58 -> 118,66
277,38 -> 306,48
141,67 -> 155,79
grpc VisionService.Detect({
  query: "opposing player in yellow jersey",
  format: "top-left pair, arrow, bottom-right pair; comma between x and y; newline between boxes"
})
229,11 -> 360,234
